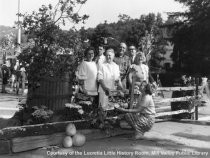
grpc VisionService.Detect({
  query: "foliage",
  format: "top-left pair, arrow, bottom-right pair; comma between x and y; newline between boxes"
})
169,0 -> 210,75
85,13 -> 167,69
31,105 -> 54,123
18,0 -> 89,86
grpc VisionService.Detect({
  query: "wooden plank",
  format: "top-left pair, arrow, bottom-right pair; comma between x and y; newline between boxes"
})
154,95 -> 201,104
155,109 -> 191,117
155,106 -> 171,112
12,133 -> 64,153
0,120 -> 91,140
11,128 -> 133,153
157,86 -> 202,92
0,140 -> 11,154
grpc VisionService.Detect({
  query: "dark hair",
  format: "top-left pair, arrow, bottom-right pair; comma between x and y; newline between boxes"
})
144,83 -> 153,95
84,47 -> 95,57
98,44 -> 105,48
141,81 -> 153,95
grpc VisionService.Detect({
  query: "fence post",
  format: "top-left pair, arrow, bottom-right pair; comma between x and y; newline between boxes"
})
195,77 -> 199,120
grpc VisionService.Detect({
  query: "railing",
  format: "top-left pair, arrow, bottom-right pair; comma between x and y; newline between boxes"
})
154,86 -> 202,120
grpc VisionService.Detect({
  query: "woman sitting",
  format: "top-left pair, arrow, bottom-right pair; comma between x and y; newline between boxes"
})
116,81 -> 156,139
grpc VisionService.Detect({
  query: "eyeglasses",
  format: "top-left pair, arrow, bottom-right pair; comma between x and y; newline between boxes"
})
129,48 -> 135,51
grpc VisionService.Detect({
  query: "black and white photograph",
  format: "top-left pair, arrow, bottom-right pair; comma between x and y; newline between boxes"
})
0,0 -> 210,157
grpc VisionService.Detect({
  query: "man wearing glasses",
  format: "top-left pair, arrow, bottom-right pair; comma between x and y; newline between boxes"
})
114,42 -> 130,89
128,45 -> 138,65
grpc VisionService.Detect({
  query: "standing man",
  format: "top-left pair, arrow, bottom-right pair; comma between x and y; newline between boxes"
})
1,61 -> 10,93
128,45 -> 138,65
95,44 -> 106,68
114,42 -> 130,89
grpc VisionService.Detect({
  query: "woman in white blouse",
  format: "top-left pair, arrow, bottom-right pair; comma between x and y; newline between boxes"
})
98,48 -> 123,110
76,47 -> 98,96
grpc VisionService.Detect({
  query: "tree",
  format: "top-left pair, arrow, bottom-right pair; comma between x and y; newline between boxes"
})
84,13 -> 167,70
18,0 -> 89,87
169,0 -> 210,75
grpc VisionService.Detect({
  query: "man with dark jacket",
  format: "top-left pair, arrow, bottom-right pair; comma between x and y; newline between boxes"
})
1,61 -> 10,93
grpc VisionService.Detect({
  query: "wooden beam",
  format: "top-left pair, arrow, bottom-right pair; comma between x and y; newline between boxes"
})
157,86 -> 202,92
0,120 -> 91,140
155,109 -> 191,117
155,106 -> 171,112
0,140 -> 11,154
11,128 -> 133,153
12,133 -> 65,153
154,95 -> 201,104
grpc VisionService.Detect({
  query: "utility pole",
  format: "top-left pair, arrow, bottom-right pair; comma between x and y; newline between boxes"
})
16,0 -> 21,55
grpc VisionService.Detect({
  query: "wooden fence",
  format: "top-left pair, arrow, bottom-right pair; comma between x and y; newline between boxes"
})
154,86 -> 201,120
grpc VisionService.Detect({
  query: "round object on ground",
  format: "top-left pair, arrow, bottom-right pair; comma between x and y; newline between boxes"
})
72,133 -> 86,147
63,136 -> 73,148
66,123 -> 76,136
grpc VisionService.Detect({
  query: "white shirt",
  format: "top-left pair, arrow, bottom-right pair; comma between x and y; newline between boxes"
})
76,61 -> 98,96
98,62 -> 120,92
96,54 -> 106,69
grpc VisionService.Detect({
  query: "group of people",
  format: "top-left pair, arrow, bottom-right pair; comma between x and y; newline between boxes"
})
75,42 -> 156,139
0,59 -> 26,94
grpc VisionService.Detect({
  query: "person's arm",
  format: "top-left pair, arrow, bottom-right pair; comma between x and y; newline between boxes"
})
98,79 -> 110,96
116,95 -> 150,113
116,106 -> 144,113
76,62 -> 88,94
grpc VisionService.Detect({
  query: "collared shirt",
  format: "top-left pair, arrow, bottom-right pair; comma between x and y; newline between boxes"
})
95,54 -> 106,69
98,62 -> 120,92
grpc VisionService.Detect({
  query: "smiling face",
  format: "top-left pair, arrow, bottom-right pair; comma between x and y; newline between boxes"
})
135,53 -> 145,65
87,50 -> 95,61
119,43 -> 127,56
129,46 -> 136,57
106,49 -> 115,63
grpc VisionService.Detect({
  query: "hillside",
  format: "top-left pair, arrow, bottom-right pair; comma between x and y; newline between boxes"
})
0,25 -> 17,40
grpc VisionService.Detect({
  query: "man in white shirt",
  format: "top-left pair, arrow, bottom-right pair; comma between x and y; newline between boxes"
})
95,44 -> 106,68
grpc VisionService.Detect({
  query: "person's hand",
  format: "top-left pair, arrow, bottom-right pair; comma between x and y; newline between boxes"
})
104,87 -> 111,96
118,90 -> 124,97
115,106 -> 126,112
82,88 -> 88,95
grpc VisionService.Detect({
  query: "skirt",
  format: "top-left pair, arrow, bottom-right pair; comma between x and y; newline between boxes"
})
125,113 -> 155,135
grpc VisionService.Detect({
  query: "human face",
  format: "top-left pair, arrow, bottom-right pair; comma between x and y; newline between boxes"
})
106,50 -> 115,63
98,46 -> 105,56
135,54 -> 144,65
119,43 -> 126,56
129,46 -> 136,57
87,50 -> 94,61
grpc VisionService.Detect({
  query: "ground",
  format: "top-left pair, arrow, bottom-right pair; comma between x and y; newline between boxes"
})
1,121 -> 210,158
0,81 -> 210,158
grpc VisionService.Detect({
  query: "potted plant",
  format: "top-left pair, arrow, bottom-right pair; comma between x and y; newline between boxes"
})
18,0 -> 89,111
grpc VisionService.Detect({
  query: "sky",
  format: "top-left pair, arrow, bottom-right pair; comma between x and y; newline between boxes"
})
0,0 -> 186,29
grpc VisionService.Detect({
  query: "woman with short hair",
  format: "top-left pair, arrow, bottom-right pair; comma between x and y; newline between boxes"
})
98,48 -> 123,110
